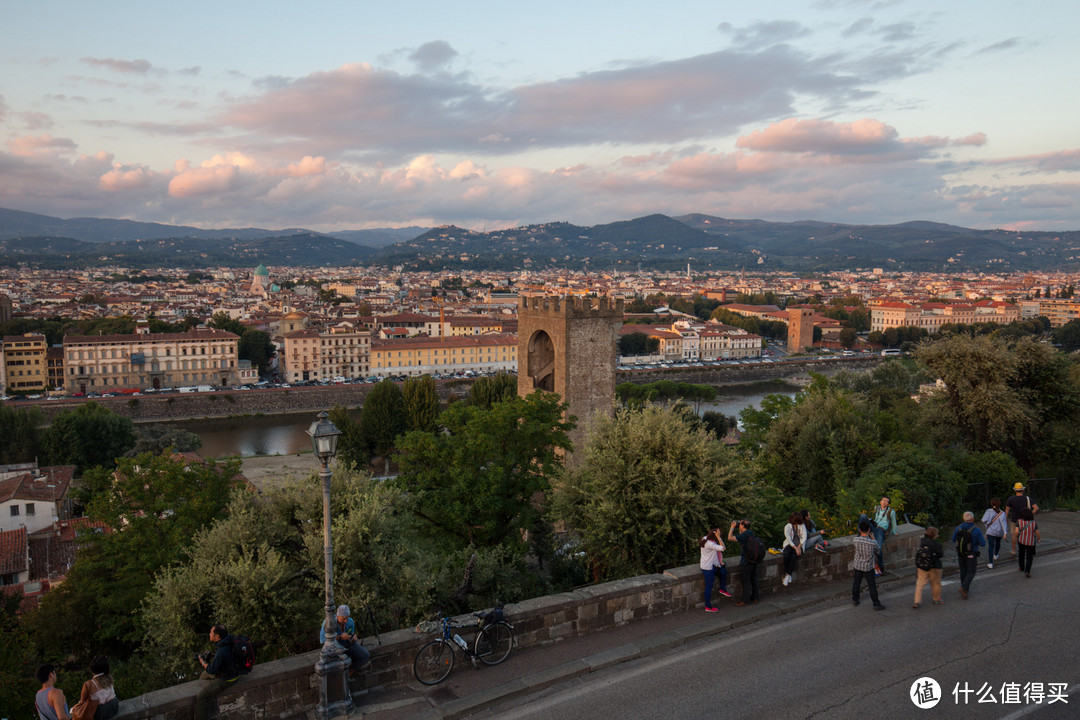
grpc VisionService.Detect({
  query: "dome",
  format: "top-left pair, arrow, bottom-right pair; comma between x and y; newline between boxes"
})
254,264 -> 269,276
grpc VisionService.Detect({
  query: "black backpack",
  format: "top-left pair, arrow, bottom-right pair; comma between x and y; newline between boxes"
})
955,527 -> 974,559
915,540 -> 935,571
232,634 -> 256,675
745,534 -> 766,564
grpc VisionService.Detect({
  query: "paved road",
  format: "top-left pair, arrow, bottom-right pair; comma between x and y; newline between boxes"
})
477,550 -> 1080,720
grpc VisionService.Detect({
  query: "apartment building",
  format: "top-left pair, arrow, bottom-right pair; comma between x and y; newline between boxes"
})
870,300 -> 1020,334
63,328 -> 242,392
1019,298 -> 1080,327
369,333 -> 517,378
281,322 -> 371,383
2,333 -> 49,393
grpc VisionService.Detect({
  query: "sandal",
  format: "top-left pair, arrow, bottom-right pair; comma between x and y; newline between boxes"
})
912,603 -> 919,609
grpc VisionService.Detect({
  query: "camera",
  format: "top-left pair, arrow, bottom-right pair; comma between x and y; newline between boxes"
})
195,650 -> 214,665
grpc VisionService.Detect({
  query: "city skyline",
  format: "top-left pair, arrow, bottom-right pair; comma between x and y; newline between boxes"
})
2,1 -> 1079,232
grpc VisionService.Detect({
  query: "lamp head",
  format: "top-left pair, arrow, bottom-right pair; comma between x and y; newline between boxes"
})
307,410 -> 341,463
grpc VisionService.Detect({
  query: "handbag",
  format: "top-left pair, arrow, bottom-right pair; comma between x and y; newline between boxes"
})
71,678 -> 100,720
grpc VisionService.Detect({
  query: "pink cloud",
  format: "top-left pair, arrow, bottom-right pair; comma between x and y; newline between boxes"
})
6,133 -> 77,157
953,132 -> 987,147
99,165 -> 154,191
737,118 -> 901,154
168,163 -> 239,197
82,57 -> 152,74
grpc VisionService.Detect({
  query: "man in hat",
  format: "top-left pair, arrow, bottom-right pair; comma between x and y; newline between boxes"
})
319,605 -> 371,672
1005,482 -> 1039,555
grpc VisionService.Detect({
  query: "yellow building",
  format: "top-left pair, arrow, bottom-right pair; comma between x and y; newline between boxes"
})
3,333 -> 48,394
281,322 -> 371,383
370,333 -> 517,378
63,328 -> 241,393
870,300 -> 1020,334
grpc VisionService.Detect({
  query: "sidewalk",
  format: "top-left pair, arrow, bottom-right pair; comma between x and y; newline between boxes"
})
349,511 -> 1080,720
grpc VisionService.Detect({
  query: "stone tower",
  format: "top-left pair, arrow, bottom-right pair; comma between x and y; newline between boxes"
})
517,295 -> 624,452
786,307 -> 815,353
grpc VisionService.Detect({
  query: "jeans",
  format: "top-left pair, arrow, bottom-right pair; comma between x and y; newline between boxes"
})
715,565 -> 728,594
195,672 -> 239,720
702,567 -> 716,608
958,555 -> 978,593
987,535 -> 1003,561
782,546 -> 800,578
871,526 -> 887,571
1018,544 -> 1036,574
741,563 -> 759,602
852,569 -> 881,606
339,640 -> 371,668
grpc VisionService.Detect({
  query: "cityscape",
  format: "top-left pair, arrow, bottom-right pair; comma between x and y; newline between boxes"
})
3,0 -> 1080,718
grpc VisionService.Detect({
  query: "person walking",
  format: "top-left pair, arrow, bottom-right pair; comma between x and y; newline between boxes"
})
912,527 -> 944,608
852,520 -> 886,610
698,529 -> 728,612
951,511 -> 987,599
981,498 -> 1008,568
781,512 -> 806,587
1006,482 -> 1039,555
1016,508 -> 1041,578
728,519 -> 761,607
872,496 -> 898,575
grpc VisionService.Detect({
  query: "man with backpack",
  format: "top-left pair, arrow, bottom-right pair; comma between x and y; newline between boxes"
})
912,527 -> 944,608
195,624 -> 250,720
951,512 -> 987,599
728,519 -> 763,607
871,496 -> 898,576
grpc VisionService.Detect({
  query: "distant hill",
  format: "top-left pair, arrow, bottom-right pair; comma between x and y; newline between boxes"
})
3,205 -> 1080,271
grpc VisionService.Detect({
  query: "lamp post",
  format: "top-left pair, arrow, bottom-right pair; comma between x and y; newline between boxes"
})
307,411 -> 352,719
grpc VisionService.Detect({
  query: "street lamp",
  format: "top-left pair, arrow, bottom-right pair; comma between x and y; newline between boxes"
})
307,411 -> 351,719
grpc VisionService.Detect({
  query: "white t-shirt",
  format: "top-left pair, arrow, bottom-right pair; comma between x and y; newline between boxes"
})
699,539 -> 725,569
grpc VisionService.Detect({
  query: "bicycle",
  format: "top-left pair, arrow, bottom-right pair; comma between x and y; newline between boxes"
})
413,604 -> 515,685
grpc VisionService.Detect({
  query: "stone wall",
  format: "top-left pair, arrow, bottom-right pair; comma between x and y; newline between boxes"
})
113,523 -> 921,719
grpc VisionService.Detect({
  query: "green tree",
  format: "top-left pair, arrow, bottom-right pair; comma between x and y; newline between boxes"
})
0,404 -> 43,463
618,331 -> 651,356
852,444 -> 966,526
839,327 -> 858,348
26,454 -> 245,670
916,334 -> 1080,474
402,375 -> 440,432
467,372 -> 518,409
128,425 -> 203,456
360,380 -> 406,474
552,405 -> 754,581
139,468 -> 431,690
1052,319 -> 1080,352
42,402 -> 136,472
0,590 -> 36,717
395,391 -> 573,548
208,311 -> 245,336
238,329 -> 274,373
328,405 -> 369,470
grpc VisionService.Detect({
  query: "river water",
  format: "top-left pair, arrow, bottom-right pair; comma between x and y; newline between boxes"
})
165,383 -> 801,459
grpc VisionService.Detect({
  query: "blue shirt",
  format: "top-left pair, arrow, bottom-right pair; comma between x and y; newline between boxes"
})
950,522 -> 986,556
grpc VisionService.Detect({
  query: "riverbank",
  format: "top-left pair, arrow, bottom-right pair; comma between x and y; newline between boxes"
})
238,452 -> 321,490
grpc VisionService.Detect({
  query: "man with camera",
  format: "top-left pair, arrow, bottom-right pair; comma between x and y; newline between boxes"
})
320,604 -> 371,673
194,624 -> 239,720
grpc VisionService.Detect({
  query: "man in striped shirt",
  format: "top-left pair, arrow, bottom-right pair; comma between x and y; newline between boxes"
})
852,520 -> 886,610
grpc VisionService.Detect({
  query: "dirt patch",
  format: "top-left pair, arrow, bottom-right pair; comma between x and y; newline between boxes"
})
238,453 -> 319,490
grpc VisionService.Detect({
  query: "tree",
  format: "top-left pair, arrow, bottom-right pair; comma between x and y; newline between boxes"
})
467,372 -> 517,409
360,380 -> 406,474
0,404 -> 42,463
395,391 -> 573,548
138,468 -> 433,690
839,327 -> 858,348
238,329 -> 274,373
328,405 -> 368,470
1052,319 -> 1080,352
42,402 -> 136,473
128,425 -> 202,456
26,454 -> 245,668
552,405 -> 754,581
916,334 -> 1080,474
402,375 -> 440,433
208,311 -> 245,336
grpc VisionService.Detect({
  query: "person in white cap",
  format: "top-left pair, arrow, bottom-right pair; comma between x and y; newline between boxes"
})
319,605 -> 371,672
1005,482 -> 1039,555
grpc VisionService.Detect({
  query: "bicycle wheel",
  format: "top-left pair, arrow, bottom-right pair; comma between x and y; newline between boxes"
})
475,622 -> 513,665
414,639 -> 455,685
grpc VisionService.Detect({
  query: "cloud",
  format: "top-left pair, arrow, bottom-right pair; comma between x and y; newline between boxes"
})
19,111 -> 54,130
6,134 -> 78,157
409,41 -> 458,72
81,57 -> 153,74
178,66 -> 202,76
99,164 -> 154,191
0,94 -> 6,122
953,132 -> 987,147
978,38 -> 1021,54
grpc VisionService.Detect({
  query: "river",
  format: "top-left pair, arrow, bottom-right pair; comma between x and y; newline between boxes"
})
163,382 -> 802,459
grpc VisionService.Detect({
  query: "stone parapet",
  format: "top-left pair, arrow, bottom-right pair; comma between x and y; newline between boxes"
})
114,524 -> 921,718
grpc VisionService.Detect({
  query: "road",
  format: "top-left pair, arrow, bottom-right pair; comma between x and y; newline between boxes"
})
479,550 -> 1080,720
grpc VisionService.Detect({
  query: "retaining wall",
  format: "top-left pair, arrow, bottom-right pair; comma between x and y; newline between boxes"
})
113,523 -> 921,719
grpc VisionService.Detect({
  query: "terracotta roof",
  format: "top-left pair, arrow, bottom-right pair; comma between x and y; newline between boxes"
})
28,518 -> 111,580
0,527 -> 28,575
0,466 -> 74,503
371,333 -> 516,352
63,328 -> 239,344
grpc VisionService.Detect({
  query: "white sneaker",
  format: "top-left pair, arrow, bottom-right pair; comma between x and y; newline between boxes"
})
987,562 -> 994,569
782,574 -> 791,586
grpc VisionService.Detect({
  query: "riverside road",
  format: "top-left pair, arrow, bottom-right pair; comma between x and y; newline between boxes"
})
478,550 -> 1080,720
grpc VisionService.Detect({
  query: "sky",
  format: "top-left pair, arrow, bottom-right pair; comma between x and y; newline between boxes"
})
1,0 -> 1079,233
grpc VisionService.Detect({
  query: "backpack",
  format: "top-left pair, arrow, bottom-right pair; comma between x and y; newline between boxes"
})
232,634 -> 256,675
745,534 -> 766,564
955,527 -> 974,559
915,540 -> 935,571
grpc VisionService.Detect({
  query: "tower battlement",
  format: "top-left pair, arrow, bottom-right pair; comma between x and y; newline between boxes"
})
518,295 -> 624,318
